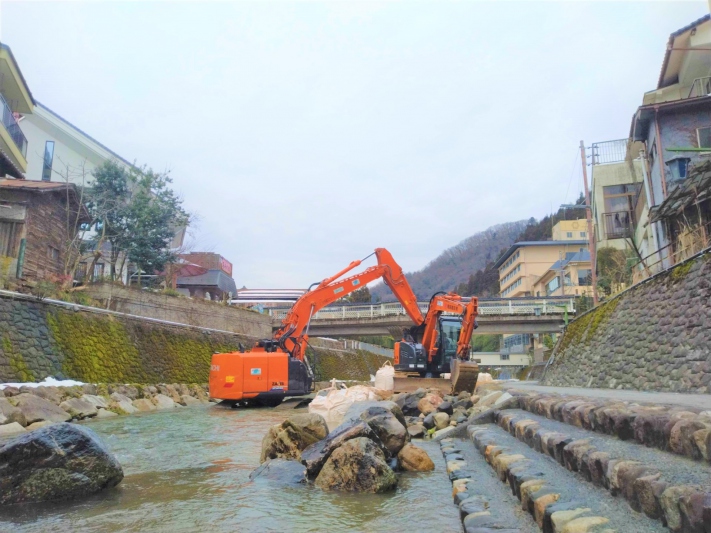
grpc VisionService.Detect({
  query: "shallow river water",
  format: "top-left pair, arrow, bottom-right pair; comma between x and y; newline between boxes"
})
0,405 -> 461,533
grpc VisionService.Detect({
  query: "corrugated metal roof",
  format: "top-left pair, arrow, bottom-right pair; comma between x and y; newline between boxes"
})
176,269 -> 237,295
0,178 -> 73,191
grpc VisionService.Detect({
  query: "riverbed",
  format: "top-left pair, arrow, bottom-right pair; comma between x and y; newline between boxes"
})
0,404 -> 461,532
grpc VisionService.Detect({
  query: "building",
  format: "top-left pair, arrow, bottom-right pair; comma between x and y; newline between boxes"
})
495,235 -> 589,298
629,14 -> 711,274
551,219 -> 588,241
0,43 -> 34,179
176,252 -> 237,301
531,250 -> 592,298
0,179 -> 88,283
470,351 -> 530,379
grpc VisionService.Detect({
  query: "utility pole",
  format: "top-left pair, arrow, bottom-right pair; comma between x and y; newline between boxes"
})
580,140 -> 599,305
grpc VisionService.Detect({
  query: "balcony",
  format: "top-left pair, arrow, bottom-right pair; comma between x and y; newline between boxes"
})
0,93 -> 27,159
688,77 -> 711,99
591,139 -> 628,165
603,210 -> 634,240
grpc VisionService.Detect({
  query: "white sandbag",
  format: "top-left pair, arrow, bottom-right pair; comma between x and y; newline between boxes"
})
308,385 -> 377,431
374,361 -> 395,391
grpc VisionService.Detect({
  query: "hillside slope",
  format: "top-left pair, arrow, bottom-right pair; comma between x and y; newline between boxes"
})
372,220 -> 527,301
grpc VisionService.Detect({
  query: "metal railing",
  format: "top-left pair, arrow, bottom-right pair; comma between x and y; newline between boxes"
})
688,77 -> 711,99
267,297 -> 576,321
603,210 -> 634,240
591,139 -> 628,165
0,93 -> 27,158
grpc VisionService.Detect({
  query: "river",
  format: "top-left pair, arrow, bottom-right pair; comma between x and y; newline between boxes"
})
0,404 -> 461,533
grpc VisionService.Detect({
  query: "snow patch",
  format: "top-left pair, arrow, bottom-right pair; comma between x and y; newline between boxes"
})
0,376 -> 85,390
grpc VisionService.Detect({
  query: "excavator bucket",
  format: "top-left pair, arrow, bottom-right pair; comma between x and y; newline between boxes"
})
450,359 -> 480,395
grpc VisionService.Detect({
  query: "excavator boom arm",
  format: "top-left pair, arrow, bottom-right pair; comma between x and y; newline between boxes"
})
274,248 -> 424,360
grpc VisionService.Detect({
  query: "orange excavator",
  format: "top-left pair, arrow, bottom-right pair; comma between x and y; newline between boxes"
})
209,248 -> 479,406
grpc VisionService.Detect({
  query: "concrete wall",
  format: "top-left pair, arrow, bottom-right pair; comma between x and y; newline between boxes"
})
83,283 -> 272,338
542,250 -> 711,392
0,294 -> 251,383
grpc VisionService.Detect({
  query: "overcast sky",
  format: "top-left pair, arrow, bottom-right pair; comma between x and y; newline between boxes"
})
0,1 -> 707,288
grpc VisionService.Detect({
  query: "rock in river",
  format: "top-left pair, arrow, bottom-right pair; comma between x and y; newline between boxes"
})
261,413 -> 329,463
398,443 -> 435,471
315,437 -> 397,493
250,458 -> 306,485
359,406 -> 408,456
0,422 -> 123,505
0,398 -> 27,427
301,420 -> 386,477
11,394 -> 71,424
59,397 -> 98,419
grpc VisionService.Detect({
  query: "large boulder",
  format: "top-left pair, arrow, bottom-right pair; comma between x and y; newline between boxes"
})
397,443 -> 435,471
152,394 -> 176,410
359,407 -> 408,455
0,422 -> 26,437
417,393 -> 443,415
301,420 -> 386,477
82,395 -> 109,409
59,398 -> 98,420
260,413 -> 329,463
249,458 -> 307,485
395,393 -> 424,417
0,423 -> 123,504
109,393 -> 138,414
11,394 -> 71,424
132,399 -> 156,412
30,386 -> 64,406
0,398 -> 27,427
314,437 -> 397,492
342,400 -> 407,428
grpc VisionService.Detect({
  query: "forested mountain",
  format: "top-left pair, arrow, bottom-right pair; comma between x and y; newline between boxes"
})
371,221 -> 527,302
372,197 -> 587,302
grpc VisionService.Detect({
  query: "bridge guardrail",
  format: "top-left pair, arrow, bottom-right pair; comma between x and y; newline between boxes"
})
267,298 -> 575,321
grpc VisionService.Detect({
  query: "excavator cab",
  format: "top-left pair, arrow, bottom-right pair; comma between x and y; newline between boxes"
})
394,316 -> 463,378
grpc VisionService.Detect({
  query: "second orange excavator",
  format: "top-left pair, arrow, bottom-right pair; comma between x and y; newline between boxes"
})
209,248 -> 479,406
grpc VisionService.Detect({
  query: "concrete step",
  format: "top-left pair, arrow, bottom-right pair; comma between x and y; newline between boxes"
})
488,409 -> 711,532
513,391 -> 711,464
442,423 -> 669,533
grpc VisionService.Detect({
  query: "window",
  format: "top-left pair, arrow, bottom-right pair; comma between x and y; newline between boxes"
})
500,353 -> 510,361
41,141 -> 55,182
666,158 -> 690,181
580,232 -> 586,238
566,232 -> 573,238
76,262 -> 88,281
47,246 -> 59,262
92,263 -> 105,281
0,222 -> 20,257
698,127 -> 711,149
501,278 -> 522,297
578,269 -> 592,286
546,277 -> 560,295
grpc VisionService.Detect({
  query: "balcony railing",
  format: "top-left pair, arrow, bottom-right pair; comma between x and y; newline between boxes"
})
603,210 -> 634,240
0,93 -> 27,159
591,139 -> 628,165
688,77 -> 711,99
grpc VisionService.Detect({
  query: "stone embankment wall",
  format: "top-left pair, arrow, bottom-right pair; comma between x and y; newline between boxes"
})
0,295 -> 250,384
0,293 -> 388,384
83,283 -> 272,338
543,251 -> 711,393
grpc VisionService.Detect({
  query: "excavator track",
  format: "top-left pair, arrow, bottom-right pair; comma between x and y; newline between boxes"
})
393,363 -> 479,395
450,359 -> 480,395
393,372 -> 453,394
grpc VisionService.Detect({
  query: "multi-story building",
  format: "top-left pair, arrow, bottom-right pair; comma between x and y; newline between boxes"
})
531,250 -> 592,298
495,232 -> 588,298
0,44 -> 33,179
551,219 -> 588,241
629,14 -> 711,273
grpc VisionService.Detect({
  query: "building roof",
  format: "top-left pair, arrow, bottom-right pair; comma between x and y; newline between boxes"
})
0,178 -> 77,191
0,43 -> 35,108
658,14 -> 711,89
176,269 -> 237,296
34,101 -> 134,169
494,240 -> 589,269
630,94 -> 711,142
649,160 -> 711,222
548,250 -> 591,272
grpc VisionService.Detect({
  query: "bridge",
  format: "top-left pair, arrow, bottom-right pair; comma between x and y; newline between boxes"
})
267,297 -> 575,337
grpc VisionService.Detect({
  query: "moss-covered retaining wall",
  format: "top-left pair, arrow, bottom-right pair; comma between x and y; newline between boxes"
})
0,294 -> 390,384
542,252 -> 711,393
